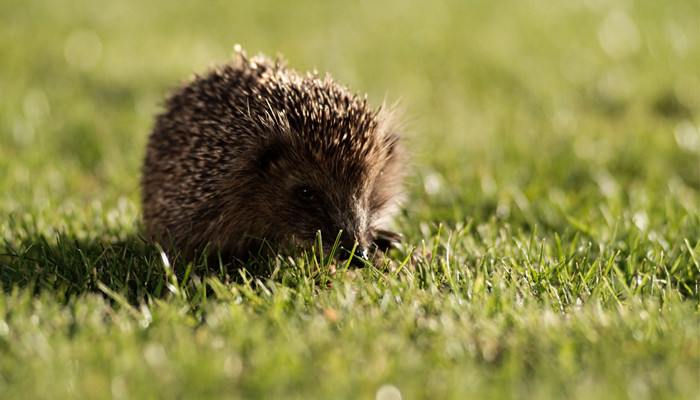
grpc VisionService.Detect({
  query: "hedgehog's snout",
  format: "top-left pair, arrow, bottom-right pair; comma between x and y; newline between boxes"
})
335,230 -> 403,267
334,220 -> 373,267
338,242 -> 371,267
347,248 -> 370,267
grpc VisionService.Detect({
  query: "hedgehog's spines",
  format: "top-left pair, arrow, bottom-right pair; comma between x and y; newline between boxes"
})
142,48 -> 405,262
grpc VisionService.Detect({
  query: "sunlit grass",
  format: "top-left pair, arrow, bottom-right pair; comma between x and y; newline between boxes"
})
1,0 -> 698,398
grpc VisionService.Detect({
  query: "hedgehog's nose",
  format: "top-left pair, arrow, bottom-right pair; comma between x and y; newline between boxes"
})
339,246 -> 370,267
335,226 -> 371,266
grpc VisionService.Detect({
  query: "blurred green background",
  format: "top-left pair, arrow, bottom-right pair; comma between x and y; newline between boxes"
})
1,0 -> 697,228
0,1 -> 698,399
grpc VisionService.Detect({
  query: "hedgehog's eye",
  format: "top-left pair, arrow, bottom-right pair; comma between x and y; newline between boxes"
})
295,186 -> 315,201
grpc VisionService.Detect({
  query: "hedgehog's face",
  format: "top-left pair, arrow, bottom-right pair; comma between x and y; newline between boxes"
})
247,127 -> 402,263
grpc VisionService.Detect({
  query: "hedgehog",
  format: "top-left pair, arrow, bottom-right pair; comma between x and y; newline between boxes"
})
142,48 -> 405,265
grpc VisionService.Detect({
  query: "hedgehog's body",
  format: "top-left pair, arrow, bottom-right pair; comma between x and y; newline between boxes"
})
142,50 -> 404,263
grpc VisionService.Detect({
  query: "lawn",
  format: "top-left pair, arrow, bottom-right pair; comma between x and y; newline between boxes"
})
1,0 -> 698,399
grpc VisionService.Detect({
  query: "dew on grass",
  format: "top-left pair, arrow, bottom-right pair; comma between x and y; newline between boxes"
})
12,118 -> 34,145
210,335 -> 225,350
665,18 -> 688,57
627,376 -> 651,400
111,375 -> 128,399
375,384 -> 402,400
423,171 -> 443,195
139,304 -> 153,329
445,338 -> 465,359
143,342 -> 168,367
591,169 -> 619,199
26,330 -> 52,359
0,320 -> 9,337
598,10 -> 640,59
480,338 -> 499,362
223,354 -> 243,379
496,202 -> 510,219
551,106 -> 577,136
674,121 -> 698,153
23,89 -> 51,122
480,172 -> 496,196
633,211 -> 649,231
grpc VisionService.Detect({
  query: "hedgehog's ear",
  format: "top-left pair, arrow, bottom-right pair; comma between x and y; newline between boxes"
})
255,143 -> 284,174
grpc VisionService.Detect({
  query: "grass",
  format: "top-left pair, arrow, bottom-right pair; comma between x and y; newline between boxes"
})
1,0 -> 699,398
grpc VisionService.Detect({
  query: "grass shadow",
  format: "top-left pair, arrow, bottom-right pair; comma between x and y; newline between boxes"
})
0,231 -> 358,304
2,233 -> 161,301
0,232 -> 279,303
